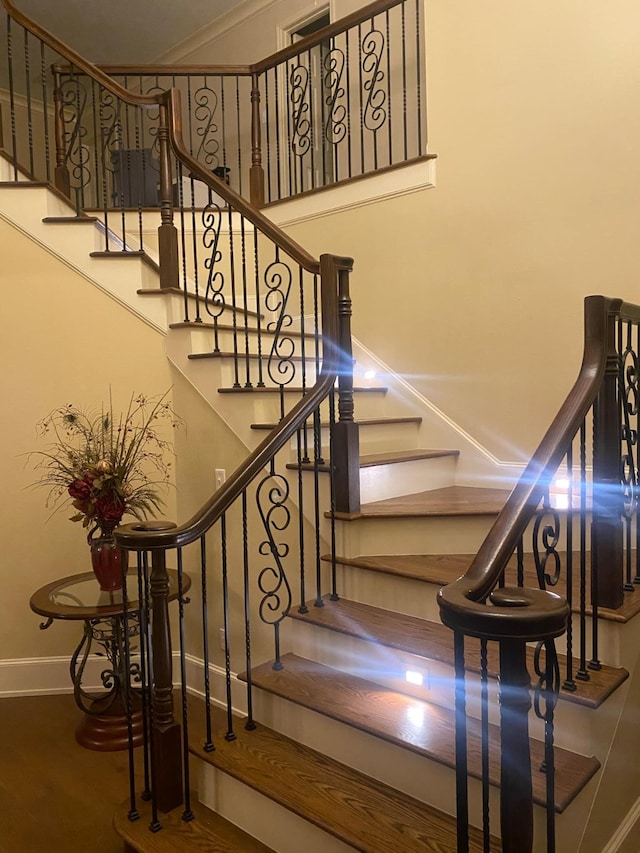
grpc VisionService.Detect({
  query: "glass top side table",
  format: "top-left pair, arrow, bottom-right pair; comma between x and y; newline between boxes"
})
30,569 -> 191,751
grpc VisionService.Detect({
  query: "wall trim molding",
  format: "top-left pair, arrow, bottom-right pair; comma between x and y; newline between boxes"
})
266,159 -> 436,228
0,654 -> 113,697
601,796 -> 640,853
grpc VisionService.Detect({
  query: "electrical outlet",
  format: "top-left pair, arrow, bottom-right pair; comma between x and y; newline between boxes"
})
215,468 -> 226,489
219,628 -> 226,650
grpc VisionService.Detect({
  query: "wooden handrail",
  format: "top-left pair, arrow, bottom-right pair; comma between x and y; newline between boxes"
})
0,0 -> 160,107
438,295 -> 625,641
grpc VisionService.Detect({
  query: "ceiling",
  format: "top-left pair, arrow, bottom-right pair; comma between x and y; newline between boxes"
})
15,0 -> 246,64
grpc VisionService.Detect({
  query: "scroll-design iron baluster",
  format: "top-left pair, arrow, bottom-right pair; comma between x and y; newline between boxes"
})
289,62 -> 312,158
323,48 -> 347,146
194,81 -> 220,168
60,76 -> 92,204
202,199 -> 226,349
361,27 -> 387,135
265,255 -> 296,389
533,639 -> 561,853
532,490 -> 562,590
257,469 -> 293,670
99,87 -> 123,207
620,332 -> 639,590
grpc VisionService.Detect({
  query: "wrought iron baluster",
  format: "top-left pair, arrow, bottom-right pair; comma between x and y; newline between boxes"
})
296,427 -> 308,613
534,640 -> 561,853
200,534 -> 214,752
242,491 -> 256,730
39,43 -> 51,181
227,204 -> 241,387
257,461 -> 292,670
253,222 -> 265,387
328,391 -> 339,601
90,80 -> 100,209
285,60 -> 293,198
119,563 -> 139,822
136,554 -> 152,802
265,247 -> 295,413
591,397 -> 601,672
532,488 -> 561,591
221,513 -> 236,741
564,445 -> 576,691
346,31 -> 352,179
313,406 -> 324,607
516,536 -> 524,587
240,216 -> 252,387
362,19 -> 387,171
416,0 -> 424,154
636,319 -> 640,584
177,162 -> 192,322
176,547 -> 194,821
620,319 -> 638,591
385,10 -> 392,166
235,76 -> 242,196
203,194 -> 225,346
453,631 -> 469,852
577,419 -> 589,681
323,40 -> 346,184
401,2 -> 408,161
480,639 -> 490,853
23,29 -> 34,176
358,23 -> 365,175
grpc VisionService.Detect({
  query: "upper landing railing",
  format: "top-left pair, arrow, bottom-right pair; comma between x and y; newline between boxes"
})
47,0 -> 429,209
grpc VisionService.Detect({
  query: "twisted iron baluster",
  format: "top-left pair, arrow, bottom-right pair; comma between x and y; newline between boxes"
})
242,491 -> 256,729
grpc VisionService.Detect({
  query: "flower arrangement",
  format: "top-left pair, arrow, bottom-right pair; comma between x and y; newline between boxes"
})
30,392 -> 180,540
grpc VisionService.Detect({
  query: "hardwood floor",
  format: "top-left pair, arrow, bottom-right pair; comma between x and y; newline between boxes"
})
0,693 -> 130,853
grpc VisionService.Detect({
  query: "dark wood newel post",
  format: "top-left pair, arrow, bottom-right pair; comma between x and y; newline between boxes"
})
249,72 -> 265,208
52,65 -> 71,197
592,306 -> 623,610
324,255 -> 360,514
157,100 -> 179,290
499,639 -> 534,853
149,546 -> 183,813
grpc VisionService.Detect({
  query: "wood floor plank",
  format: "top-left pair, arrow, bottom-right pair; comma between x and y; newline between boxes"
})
243,654 -> 600,814
288,597 -> 628,708
188,702 -> 500,853
114,797 -> 275,852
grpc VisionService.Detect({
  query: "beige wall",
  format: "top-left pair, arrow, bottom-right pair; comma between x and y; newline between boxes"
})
169,0 -> 640,462
0,216 -> 175,660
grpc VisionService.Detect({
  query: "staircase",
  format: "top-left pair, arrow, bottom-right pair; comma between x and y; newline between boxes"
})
4,1 -> 640,850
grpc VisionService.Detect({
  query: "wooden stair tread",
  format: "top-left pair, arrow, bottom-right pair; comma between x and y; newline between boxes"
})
42,215 -> 99,223
251,415 -> 423,430
114,796 -> 275,852
189,350 -> 309,362
289,596 -> 628,708
170,320 -> 308,340
137,287 -> 263,319
218,385 -> 387,394
287,449 -> 460,474
333,486 -> 511,520
188,702 -> 499,853
243,654 -> 600,813
326,553 -> 640,623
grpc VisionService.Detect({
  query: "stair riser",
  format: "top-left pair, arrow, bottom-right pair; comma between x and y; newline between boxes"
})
360,454 -> 457,503
245,683 -> 586,849
198,764 -> 356,853
335,514 -> 497,558
284,619 -> 606,754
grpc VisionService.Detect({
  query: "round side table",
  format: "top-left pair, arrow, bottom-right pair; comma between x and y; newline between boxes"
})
30,569 -> 190,751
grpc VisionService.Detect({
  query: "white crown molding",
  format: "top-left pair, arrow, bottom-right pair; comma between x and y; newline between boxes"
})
152,0 -> 284,64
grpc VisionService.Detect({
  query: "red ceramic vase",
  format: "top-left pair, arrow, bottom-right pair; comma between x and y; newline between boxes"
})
89,531 -> 128,591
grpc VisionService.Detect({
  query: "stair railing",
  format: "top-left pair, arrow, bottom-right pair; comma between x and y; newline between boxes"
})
46,0 -> 430,210
439,295 -> 639,852
2,0 -> 361,829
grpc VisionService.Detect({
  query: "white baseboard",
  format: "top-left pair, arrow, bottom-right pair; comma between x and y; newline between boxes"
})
0,654 -> 113,697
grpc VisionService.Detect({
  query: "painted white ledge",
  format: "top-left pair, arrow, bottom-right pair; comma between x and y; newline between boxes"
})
265,157 -> 436,227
